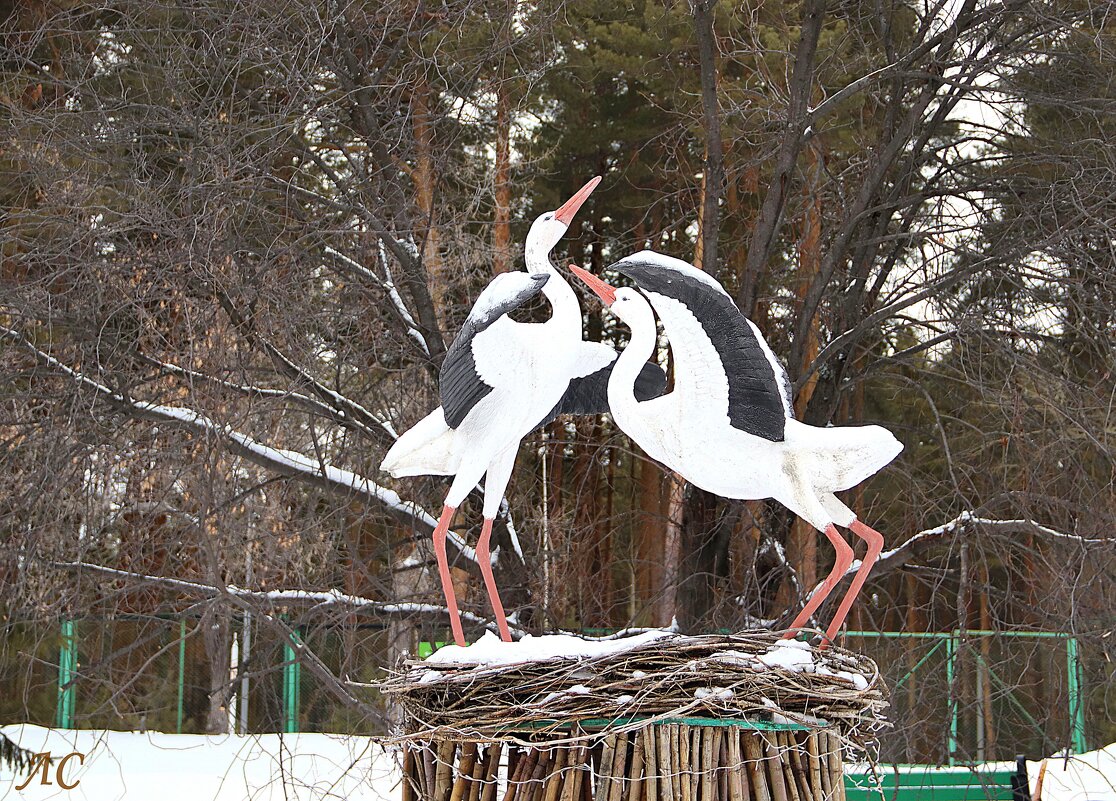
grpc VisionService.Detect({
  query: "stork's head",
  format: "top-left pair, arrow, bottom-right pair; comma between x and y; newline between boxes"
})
569,265 -> 652,327
524,176 -> 601,272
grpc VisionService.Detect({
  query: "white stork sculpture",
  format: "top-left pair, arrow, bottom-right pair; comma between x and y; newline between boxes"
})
570,252 -> 902,643
381,181 -> 665,646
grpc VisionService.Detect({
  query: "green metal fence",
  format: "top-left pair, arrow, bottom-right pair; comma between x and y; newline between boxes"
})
844,630 -> 1087,763
282,621 -> 302,735
3,617 -> 1089,749
0,613 -> 390,734
55,618 -> 77,729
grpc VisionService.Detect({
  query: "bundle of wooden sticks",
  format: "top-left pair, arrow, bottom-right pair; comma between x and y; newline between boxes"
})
400,725 -> 851,801
383,631 -> 888,740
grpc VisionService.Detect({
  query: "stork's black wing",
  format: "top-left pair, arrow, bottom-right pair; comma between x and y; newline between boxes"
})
536,358 -> 668,429
440,272 -> 550,429
612,251 -> 792,442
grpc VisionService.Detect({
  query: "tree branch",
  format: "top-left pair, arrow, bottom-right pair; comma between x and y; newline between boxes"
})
140,353 -> 399,446
48,559 -> 519,635
780,512 -> 1107,626
0,327 -> 493,565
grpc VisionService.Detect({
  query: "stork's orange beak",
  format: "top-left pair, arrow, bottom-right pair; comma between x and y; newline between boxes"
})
554,176 -> 602,225
569,264 -> 617,306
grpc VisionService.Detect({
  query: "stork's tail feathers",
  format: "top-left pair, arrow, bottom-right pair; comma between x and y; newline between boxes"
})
784,419 -> 903,492
380,408 -> 461,478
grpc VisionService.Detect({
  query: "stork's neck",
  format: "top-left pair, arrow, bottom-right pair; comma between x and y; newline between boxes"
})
608,303 -> 658,426
524,245 -> 580,329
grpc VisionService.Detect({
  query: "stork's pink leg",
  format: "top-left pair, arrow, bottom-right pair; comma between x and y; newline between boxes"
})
824,519 -> 884,643
782,524 -> 854,641
475,518 -> 512,642
432,504 -> 466,647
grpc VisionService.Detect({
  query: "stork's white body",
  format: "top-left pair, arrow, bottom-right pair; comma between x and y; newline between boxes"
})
613,390 -> 900,533
379,177 -> 623,647
383,285 -> 613,515
573,252 -> 902,642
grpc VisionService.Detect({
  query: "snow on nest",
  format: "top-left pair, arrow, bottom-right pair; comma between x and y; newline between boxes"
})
716,639 -> 870,690
390,630 -> 886,737
421,631 -> 868,691
424,629 -> 677,667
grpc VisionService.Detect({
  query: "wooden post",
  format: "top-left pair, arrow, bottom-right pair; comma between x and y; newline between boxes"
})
727,731 -> 744,801
775,735 -> 800,801
741,733 -> 771,801
763,734 -> 789,801
658,727 -> 675,801
644,728 -> 659,801
561,747 -> 583,801
629,731 -> 646,801
688,728 -> 701,801
405,746 -> 418,801
481,744 -> 503,801
611,733 -> 630,801
406,723 -> 846,801
451,743 -> 479,801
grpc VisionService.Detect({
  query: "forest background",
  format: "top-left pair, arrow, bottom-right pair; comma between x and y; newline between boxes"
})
0,0 -> 1113,765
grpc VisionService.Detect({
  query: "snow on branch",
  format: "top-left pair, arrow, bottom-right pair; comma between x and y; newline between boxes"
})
235,323 -> 402,443
1,327 -> 487,567
143,354 -> 399,443
323,244 -> 430,357
51,560 -> 520,636
858,511 -> 1106,577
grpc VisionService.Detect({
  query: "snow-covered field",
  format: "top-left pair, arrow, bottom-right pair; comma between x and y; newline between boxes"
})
0,724 -> 400,801
3,723 -> 1113,801
1031,745 -> 1116,801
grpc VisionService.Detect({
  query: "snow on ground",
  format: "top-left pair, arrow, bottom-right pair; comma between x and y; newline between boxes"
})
0,724 -> 399,801
4,722 -> 1113,801
1030,743 -> 1116,801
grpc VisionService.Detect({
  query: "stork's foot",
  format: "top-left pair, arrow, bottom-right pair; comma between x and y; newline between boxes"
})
780,628 -> 832,650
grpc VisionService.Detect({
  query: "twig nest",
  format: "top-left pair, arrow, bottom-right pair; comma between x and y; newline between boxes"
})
382,629 -> 888,742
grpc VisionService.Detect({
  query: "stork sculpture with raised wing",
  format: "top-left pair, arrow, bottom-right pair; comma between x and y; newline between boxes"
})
381,182 -> 665,646
571,253 -> 902,643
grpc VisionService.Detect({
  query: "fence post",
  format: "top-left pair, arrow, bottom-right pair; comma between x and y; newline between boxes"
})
283,623 -> 301,733
1066,637 -> 1086,753
56,618 -> 76,729
945,631 -> 958,765
177,618 -> 187,733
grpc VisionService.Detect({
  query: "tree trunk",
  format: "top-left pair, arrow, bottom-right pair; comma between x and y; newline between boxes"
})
691,0 -> 724,282
783,152 -> 824,608
570,418 -> 599,624
677,19 -> 731,628
412,78 -> 445,316
792,146 -> 824,417
201,603 -> 232,734
677,491 -> 740,632
737,0 -> 826,313
635,455 -> 668,626
493,81 -> 512,275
